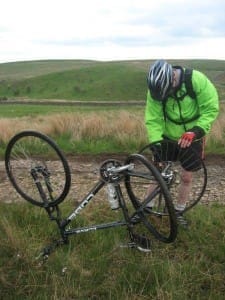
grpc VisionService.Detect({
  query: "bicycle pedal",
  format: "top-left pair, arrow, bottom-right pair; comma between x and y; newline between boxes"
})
119,242 -> 137,249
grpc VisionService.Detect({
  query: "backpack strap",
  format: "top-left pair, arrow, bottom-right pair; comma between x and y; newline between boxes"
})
184,68 -> 196,99
163,67 -> 199,126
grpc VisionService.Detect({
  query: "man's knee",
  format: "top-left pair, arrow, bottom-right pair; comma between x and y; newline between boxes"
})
181,171 -> 192,184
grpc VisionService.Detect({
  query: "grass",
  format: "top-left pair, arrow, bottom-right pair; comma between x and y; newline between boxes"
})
0,102 -> 144,118
0,63 -> 146,101
0,103 -> 225,158
0,59 -> 224,101
0,58 -> 224,157
0,201 -> 225,299
0,109 -> 147,158
0,59 -> 99,80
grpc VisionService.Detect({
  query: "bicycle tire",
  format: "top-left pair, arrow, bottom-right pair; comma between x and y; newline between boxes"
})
124,154 -> 177,244
139,140 -> 207,213
5,130 -> 71,207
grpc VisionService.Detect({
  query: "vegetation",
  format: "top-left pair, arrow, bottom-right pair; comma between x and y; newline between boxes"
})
0,104 -> 225,158
0,59 -> 225,299
0,201 -> 225,299
0,59 -> 224,157
0,59 -> 224,101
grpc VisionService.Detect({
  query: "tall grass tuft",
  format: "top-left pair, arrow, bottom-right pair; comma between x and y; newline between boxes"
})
0,110 -> 148,155
206,104 -> 225,153
1,104 -> 225,155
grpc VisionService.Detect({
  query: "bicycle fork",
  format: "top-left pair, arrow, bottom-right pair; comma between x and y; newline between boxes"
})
30,166 -> 54,207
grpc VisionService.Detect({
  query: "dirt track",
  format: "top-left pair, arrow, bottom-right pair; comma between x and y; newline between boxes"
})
1,154 -> 225,205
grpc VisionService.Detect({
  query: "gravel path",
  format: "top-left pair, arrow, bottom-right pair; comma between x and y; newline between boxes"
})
1,154 -> 225,205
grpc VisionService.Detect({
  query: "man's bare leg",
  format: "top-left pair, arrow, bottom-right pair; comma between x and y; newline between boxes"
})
144,184 -> 156,209
176,169 -> 193,212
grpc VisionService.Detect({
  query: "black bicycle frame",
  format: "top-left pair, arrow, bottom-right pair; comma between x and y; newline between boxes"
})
45,177 -> 132,243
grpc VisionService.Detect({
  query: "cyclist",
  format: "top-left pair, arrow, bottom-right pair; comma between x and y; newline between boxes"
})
145,59 -> 219,225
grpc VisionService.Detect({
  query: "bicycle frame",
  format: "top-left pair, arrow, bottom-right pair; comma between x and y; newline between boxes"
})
41,162 -> 139,256
61,181 -> 130,237
5,131 -> 178,259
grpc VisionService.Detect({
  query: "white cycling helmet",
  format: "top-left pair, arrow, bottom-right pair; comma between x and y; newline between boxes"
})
147,60 -> 173,101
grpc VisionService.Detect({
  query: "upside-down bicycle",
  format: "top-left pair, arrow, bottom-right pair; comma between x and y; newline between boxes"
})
5,130 -> 178,258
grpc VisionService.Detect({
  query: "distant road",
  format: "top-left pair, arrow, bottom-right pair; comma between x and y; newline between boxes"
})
0,99 -> 224,106
0,99 -> 145,106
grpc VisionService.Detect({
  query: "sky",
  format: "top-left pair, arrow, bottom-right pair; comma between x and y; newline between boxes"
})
1,0 -> 225,63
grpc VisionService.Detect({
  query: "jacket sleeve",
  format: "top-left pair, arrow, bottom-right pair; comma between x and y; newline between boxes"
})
145,90 -> 165,143
192,70 -> 219,135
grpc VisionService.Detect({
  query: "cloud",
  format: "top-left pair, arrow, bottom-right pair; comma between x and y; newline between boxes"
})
0,0 -> 225,62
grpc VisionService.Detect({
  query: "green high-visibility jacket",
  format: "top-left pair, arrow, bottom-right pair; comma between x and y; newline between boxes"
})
145,69 -> 219,143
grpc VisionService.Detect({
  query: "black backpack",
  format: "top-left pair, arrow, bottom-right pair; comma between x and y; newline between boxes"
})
163,67 -> 198,126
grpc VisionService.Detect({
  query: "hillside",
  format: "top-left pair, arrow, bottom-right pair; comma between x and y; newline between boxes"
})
0,59 -> 224,101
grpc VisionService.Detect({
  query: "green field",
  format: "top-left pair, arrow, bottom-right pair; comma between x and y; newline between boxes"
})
0,59 -> 224,101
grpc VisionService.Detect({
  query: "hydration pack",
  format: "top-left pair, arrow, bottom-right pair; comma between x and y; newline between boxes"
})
163,67 -> 198,126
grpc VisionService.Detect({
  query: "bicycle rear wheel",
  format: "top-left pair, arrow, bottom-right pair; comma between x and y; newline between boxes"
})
124,154 -> 177,244
139,140 -> 207,213
5,130 -> 71,207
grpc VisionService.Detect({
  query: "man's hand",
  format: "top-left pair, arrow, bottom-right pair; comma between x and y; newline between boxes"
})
178,132 -> 196,148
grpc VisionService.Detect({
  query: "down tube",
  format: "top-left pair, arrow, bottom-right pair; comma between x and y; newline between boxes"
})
66,180 -> 105,223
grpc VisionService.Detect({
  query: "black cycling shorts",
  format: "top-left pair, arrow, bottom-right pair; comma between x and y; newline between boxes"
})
159,138 -> 204,171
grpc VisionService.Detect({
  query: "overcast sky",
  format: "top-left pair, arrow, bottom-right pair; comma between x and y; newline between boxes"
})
1,0 -> 225,63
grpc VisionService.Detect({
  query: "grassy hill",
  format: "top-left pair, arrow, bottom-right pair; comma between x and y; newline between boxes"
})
0,59 -> 224,101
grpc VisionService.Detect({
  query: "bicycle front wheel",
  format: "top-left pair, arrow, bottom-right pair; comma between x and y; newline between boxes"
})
124,154 -> 177,244
5,130 -> 71,207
